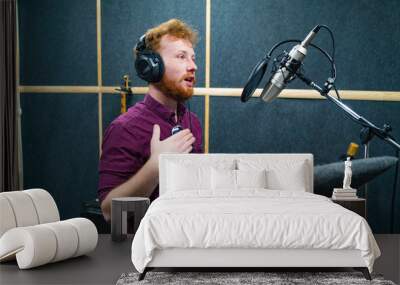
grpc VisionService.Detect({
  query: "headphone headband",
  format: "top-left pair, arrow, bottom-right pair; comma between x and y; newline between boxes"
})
135,34 -> 147,52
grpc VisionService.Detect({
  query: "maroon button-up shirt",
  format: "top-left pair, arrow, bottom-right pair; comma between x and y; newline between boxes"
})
98,94 -> 203,203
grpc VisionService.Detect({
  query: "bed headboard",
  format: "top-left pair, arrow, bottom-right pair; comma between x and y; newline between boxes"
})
159,153 -> 313,195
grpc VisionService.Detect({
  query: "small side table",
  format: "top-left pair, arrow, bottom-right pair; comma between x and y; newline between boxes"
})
111,197 -> 150,242
331,197 -> 366,218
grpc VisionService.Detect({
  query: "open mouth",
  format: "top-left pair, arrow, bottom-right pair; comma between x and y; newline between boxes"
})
183,76 -> 195,86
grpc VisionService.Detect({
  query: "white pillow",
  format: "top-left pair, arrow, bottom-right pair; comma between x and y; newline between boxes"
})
237,169 -> 267,188
167,163 -> 209,191
238,159 -> 308,191
166,160 -> 236,192
211,168 -> 236,190
266,162 -> 307,191
211,168 -> 267,190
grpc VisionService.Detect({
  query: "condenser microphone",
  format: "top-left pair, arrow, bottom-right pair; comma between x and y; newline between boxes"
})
261,25 -> 321,103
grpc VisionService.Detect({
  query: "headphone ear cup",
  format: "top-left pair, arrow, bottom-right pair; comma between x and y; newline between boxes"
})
135,51 -> 164,83
151,52 -> 164,83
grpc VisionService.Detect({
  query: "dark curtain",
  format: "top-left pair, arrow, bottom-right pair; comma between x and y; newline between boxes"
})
0,0 -> 20,192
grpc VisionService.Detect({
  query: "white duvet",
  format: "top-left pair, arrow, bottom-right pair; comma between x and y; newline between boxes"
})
131,190 -> 380,273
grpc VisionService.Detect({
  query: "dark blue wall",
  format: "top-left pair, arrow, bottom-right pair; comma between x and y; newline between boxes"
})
211,0 -> 400,91
19,0 -> 400,232
19,0 -> 97,85
20,93 -> 99,219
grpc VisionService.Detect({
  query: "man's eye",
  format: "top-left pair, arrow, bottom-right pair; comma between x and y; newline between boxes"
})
178,54 -> 185,59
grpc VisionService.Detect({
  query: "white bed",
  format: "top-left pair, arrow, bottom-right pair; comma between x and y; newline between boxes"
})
131,154 -> 380,280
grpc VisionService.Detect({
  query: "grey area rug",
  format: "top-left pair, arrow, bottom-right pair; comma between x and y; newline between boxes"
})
116,272 -> 396,285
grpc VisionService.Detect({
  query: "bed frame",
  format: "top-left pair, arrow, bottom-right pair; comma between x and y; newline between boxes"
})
138,154 -> 372,281
139,248 -> 370,280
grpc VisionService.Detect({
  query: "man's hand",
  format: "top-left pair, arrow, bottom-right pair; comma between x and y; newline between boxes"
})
149,124 -> 195,167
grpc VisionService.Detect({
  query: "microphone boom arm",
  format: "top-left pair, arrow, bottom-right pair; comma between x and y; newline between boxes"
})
298,73 -> 400,234
296,72 -> 400,151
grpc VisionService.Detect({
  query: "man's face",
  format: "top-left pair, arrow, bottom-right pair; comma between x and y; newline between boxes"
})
155,35 -> 197,102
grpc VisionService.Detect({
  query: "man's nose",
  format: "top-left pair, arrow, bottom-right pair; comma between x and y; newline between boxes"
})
187,58 -> 197,72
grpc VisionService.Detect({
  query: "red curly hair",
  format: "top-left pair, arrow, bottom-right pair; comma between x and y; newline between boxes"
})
144,18 -> 198,52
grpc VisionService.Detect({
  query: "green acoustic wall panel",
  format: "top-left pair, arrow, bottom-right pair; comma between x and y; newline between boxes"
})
21,94 -> 99,220
209,95 -> 400,233
211,0 -> 400,90
18,0 -> 97,85
101,0 -> 206,87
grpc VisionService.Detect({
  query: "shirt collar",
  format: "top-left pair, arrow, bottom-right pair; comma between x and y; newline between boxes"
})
143,94 -> 187,123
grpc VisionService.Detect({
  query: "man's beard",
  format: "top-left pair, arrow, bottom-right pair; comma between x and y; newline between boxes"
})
155,74 -> 195,102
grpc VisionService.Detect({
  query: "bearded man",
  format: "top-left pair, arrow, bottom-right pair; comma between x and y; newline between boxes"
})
98,19 -> 203,221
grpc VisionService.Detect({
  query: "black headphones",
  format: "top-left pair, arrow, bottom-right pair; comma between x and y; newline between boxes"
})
134,34 -> 165,83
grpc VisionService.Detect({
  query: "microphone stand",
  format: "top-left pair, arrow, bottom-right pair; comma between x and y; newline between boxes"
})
297,72 -> 400,233
363,142 -> 369,204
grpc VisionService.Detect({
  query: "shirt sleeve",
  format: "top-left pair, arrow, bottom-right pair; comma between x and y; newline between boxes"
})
97,122 -> 144,203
